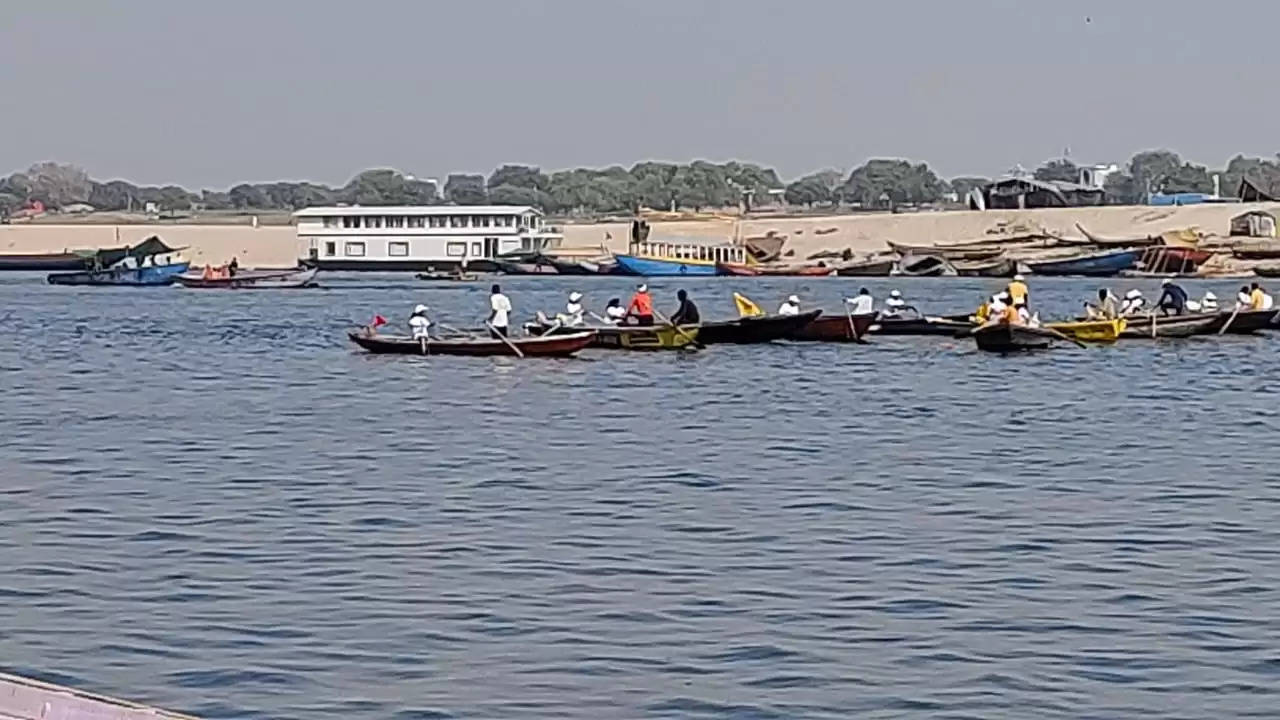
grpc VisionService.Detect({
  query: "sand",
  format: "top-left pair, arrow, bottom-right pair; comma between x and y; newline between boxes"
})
3,203 -> 1277,269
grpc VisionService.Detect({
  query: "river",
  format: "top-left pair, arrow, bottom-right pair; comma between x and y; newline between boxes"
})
2,272 -> 1278,719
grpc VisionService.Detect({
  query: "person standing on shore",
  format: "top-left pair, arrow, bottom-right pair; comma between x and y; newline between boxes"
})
488,284 -> 512,338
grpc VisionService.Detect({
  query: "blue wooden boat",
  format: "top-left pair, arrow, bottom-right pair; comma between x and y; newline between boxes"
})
613,253 -> 718,276
613,239 -> 751,277
48,262 -> 189,286
1023,248 -> 1141,276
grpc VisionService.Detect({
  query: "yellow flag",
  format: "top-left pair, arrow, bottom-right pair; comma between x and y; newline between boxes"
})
734,292 -> 764,318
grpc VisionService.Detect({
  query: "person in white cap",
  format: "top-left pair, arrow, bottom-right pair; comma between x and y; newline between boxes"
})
1200,291 -> 1219,312
408,304 -> 433,339
882,289 -> 909,318
557,291 -> 585,326
777,294 -> 801,316
1006,273 -> 1030,308
1119,288 -> 1146,316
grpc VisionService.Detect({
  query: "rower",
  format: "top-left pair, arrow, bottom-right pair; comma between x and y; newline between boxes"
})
1000,302 -> 1022,325
670,289 -> 700,325
1006,273 -> 1030,308
626,283 -> 655,326
1252,282 -> 1275,309
1237,285 -> 1253,309
1156,279 -> 1188,316
845,288 -> 874,315
1119,289 -> 1146,316
488,284 -> 512,338
408,304 -> 432,340
1201,291 -> 1219,312
557,291 -> 585,327
882,290 -> 908,318
1085,288 -> 1119,319
778,294 -> 801,316
604,298 -> 627,324
228,256 -> 240,277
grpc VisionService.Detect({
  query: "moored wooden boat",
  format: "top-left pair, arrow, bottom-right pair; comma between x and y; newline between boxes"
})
1252,264 -> 1280,278
48,262 -> 189,286
788,312 -> 876,342
348,329 -> 596,356
753,263 -> 834,276
698,309 -> 822,344
833,257 -> 896,276
715,262 -> 761,276
176,267 -> 318,289
417,269 -> 481,281
1045,318 -> 1126,342
0,250 -> 91,271
1023,247 -> 1141,276
524,322 -> 700,350
973,323 -> 1060,352
493,257 -> 558,274
1074,223 -> 1162,248
953,255 -> 1017,277
894,253 -> 957,277
1137,246 -> 1215,273
744,235 -> 786,262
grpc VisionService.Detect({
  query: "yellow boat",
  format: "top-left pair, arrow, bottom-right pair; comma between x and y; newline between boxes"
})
1045,318 -> 1126,342
523,321 -> 700,350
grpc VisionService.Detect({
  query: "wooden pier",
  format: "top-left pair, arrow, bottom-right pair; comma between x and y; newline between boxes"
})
0,672 -> 196,720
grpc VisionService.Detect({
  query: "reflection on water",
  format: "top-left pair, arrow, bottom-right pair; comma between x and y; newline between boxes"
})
1,272 -> 1279,719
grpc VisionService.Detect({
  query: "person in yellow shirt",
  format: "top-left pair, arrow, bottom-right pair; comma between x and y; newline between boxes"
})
1007,274 -> 1029,307
1250,282 -> 1267,310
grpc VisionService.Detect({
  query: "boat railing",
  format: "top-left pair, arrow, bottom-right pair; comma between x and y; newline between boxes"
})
627,241 -> 746,264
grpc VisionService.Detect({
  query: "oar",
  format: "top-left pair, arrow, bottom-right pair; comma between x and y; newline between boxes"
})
420,336 -> 429,356
1218,306 -> 1242,335
653,308 -> 704,350
843,303 -> 868,343
589,311 -> 612,324
1149,309 -> 1157,339
437,323 -> 473,339
1043,325 -> 1088,349
486,322 -> 525,357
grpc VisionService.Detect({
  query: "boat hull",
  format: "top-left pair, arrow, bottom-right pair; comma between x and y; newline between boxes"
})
348,330 -> 596,357
176,267 -> 318,289
614,254 -> 718,276
1045,318 -> 1126,342
525,323 -> 700,350
754,264 -> 834,276
973,324 -> 1058,352
788,313 -> 876,342
698,310 -> 822,345
1025,249 -> 1140,276
0,252 -> 89,271
954,257 -> 1017,277
715,262 -> 761,276
895,254 -> 957,277
1116,313 -> 1220,338
870,316 -> 976,336
47,262 -> 189,286
834,258 -> 895,276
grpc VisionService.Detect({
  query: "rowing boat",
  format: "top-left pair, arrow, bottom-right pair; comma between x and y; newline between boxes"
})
787,312 -> 876,342
348,329 -> 596,356
894,254 -> 957,277
870,315 -> 976,336
953,255 -> 1018,277
1022,248 -> 1141,276
698,309 -> 822,344
715,262 -> 761,276
176,267 -> 318,289
1045,318 -> 1126,342
973,323 -> 1060,352
833,257 -> 896,276
1116,314 -> 1220,338
524,322 -> 700,350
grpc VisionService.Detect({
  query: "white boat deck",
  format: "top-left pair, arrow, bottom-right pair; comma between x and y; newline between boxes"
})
0,672 -> 196,720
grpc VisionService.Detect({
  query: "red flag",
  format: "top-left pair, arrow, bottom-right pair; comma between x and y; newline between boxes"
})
372,314 -> 388,327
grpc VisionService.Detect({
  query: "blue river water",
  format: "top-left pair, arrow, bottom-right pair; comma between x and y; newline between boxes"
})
1,271 -> 1279,719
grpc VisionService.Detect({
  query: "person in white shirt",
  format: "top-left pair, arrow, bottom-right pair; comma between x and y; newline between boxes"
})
408,304 -> 432,340
778,294 -> 801,316
882,289 -> 910,317
845,287 -> 874,315
557,291 -> 585,326
488,284 -> 512,338
1262,290 -> 1276,310
1119,289 -> 1145,316
1237,285 -> 1253,309
1186,291 -> 1218,313
604,298 -> 627,324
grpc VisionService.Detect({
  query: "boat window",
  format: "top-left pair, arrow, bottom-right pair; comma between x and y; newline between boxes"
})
324,241 -> 336,256
322,216 -> 337,228
386,216 -> 405,228
471,215 -> 483,228
429,216 -> 445,228
408,216 -> 425,228
344,242 -> 366,257
471,241 -> 482,256
342,216 -> 357,228
451,215 -> 466,228
388,241 -> 409,257
446,242 -> 466,257
481,216 -> 492,228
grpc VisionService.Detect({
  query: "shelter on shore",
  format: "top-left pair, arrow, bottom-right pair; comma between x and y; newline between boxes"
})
1230,209 -> 1277,237
971,177 -> 1106,210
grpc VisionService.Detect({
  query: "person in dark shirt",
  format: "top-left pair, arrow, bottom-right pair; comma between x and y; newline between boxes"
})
670,289 -> 700,325
1157,279 -> 1189,315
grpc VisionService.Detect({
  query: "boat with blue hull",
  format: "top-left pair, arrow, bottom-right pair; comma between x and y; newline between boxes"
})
613,239 -> 752,277
613,253 -> 718,276
1023,248 -> 1141,276
48,262 -> 189,286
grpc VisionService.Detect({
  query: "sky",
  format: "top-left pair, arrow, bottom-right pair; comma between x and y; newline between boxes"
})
0,0 -> 1274,188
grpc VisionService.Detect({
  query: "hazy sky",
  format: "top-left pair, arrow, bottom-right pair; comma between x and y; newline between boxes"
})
1,0 -> 1273,187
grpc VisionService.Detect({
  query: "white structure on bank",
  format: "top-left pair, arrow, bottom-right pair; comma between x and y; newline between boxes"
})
294,205 -> 562,270
1078,163 -> 1119,190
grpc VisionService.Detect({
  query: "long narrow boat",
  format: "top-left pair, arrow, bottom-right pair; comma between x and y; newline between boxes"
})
788,312 -> 876,342
1023,248 -> 1141,276
715,262 -> 761,276
48,262 -> 189,286
0,251 -> 91,271
1137,246 -> 1215,273
1116,314 -> 1220,339
493,257 -> 558,274
524,322 -> 699,350
833,257 -> 895,276
1204,308 -> 1280,334
348,329 -> 596,356
973,323 -> 1060,352
0,671 -> 198,720
894,254 -> 957,277
698,309 -> 821,344
754,263 -> 834,277
1045,318 -> 1125,342
614,253 -> 717,276
870,315 -> 976,336
176,267 -> 318,289
953,255 -> 1018,277
1074,223 -> 1162,247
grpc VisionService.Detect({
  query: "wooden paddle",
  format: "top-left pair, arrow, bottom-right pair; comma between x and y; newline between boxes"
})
1218,306 -> 1242,336
653,308 -> 704,350
486,322 -> 525,357
1041,325 -> 1088,349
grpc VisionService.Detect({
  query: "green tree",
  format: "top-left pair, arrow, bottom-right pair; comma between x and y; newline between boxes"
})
841,159 -> 945,207
443,174 -> 487,204
1033,158 -> 1079,183
487,165 -> 548,192
671,161 -> 733,210
89,180 -> 141,211
1103,171 -> 1139,204
629,161 -> 680,210
228,183 -> 269,209
157,185 -> 193,212
949,176 -> 990,201
487,184 -> 547,207
784,169 -> 842,207
24,162 -> 92,208
199,189 -> 234,210
0,192 -> 21,216
1220,154 -> 1280,199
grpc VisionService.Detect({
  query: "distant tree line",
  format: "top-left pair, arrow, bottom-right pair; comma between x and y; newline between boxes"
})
4,150 -> 1280,219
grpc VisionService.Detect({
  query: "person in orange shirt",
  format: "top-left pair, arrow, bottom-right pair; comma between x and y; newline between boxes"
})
1001,303 -> 1023,325
626,283 -> 654,326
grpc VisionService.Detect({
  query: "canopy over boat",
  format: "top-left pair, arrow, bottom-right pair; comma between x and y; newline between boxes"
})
78,236 -> 181,267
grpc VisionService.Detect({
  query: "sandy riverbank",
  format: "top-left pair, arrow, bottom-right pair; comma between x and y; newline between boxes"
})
3,203 -> 1276,268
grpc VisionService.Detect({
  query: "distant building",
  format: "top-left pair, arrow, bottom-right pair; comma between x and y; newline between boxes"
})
1078,163 -> 1119,189
972,177 -> 1105,210
1230,210 -> 1276,238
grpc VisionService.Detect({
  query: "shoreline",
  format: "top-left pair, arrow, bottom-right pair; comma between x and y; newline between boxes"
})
2,203 -> 1276,269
